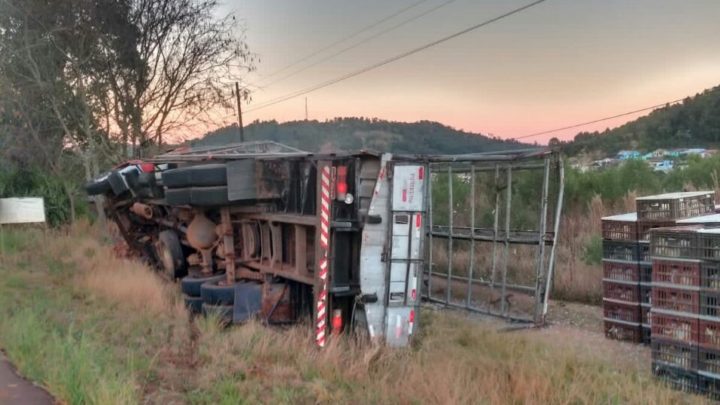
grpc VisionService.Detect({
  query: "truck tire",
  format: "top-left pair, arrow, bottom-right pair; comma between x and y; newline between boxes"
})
190,186 -> 230,206
202,303 -> 233,323
85,177 -> 112,195
183,294 -> 203,314
165,188 -> 191,206
181,274 -> 225,297
157,230 -> 187,279
200,279 -> 235,305
108,171 -> 129,195
162,164 -> 227,188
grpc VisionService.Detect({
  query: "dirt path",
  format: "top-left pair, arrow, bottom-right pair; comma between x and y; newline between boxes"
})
0,352 -> 54,405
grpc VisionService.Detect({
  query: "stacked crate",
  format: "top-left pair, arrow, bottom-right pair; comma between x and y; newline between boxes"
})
601,213 -> 644,343
645,191 -> 716,396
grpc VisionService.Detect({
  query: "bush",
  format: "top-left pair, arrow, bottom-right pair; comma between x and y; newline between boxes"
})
582,235 -> 603,265
0,168 -> 79,227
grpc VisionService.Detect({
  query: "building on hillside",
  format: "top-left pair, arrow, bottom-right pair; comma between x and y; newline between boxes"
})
680,148 -> 708,157
652,160 -> 674,173
616,150 -> 641,160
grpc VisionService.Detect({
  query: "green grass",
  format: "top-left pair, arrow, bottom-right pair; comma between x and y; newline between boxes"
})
0,226 -> 708,404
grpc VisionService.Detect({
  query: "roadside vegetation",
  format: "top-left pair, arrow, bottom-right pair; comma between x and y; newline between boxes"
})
0,224 -> 704,404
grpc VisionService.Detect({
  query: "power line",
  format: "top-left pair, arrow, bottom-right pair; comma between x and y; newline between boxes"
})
512,98 -> 686,140
246,0 -> 548,114
262,0 -> 460,88
258,0 -> 430,81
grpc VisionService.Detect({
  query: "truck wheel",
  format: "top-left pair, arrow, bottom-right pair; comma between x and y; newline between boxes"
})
202,303 -> 233,323
108,171 -> 130,195
161,164 -> 227,188
85,177 -> 112,195
165,188 -> 191,206
183,294 -> 203,314
201,279 -> 235,305
190,186 -> 230,206
157,230 -> 187,279
181,274 -> 226,297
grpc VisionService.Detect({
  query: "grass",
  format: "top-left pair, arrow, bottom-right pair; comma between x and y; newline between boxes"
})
0,223 -> 707,404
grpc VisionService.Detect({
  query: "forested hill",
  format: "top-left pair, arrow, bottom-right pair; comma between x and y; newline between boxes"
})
193,118 -> 526,154
560,85 -> 720,156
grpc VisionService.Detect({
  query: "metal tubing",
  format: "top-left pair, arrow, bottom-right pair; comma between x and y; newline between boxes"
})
533,157 -> 551,323
500,167 -> 512,316
446,166 -> 453,305
466,165 -> 476,308
429,163 -> 546,173
543,159 -> 565,317
428,271 -> 536,294
490,165 -> 500,289
427,171 -> 434,300
425,297 -> 534,324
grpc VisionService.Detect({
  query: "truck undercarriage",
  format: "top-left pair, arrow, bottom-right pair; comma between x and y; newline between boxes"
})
87,141 -> 564,347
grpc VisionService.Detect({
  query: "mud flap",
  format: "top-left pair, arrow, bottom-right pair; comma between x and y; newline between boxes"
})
232,282 -> 262,323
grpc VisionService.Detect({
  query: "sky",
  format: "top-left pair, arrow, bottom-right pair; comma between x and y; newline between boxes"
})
215,0 -> 720,144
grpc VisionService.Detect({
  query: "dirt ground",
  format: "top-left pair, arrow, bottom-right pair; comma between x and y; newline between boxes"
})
424,296 -> 652,374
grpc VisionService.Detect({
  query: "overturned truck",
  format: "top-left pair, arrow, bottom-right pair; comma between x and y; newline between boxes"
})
87,141 -> 564,347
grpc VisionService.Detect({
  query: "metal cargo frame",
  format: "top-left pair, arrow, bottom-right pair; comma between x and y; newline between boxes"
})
421,149 -> 564,325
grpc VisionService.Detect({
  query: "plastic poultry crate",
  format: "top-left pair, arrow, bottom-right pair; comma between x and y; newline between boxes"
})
602,240 -> 640,261
603,300 -> 641,323
699,347 -> 720,376
652,362 -> 699,393
650,226 -> 701,259
640,283 -> 652,305
698,229 -> 720,262
652,259 -> 701,287
700,319 -> 720,350
698,375 -> 720,401
701,292 -> 720,318
640,261 -> 653,283
652,310 -> 699,346
603,280 -> 640,303
601,213 -> 638,241
702,261 -> 720,292
638,220 -> 676,242
637,191 -> 714,221
652,286 -> 700,314
602,260 -> 640,282
651,338 -> 699,370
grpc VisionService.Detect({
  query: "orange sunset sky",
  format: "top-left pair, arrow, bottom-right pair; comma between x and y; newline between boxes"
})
213,0 -> 720,144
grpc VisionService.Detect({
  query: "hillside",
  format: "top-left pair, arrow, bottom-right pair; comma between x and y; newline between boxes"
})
559,85 -> 720,156
193,117 -> 525,154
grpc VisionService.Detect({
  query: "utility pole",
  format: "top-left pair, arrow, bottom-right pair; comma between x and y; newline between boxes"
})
305,97 -> 308,121
235,82 -> 245,142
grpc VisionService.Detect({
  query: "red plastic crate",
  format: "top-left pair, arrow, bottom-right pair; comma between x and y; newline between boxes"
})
602,260 -> 640,282
652,259 -> 701,287
652,286 -> 700,314
604,320 -> 641,343
603,280 -> 640,303
700,319 -> 720,350
603,300 -> 641,323
652,311 -> 699,345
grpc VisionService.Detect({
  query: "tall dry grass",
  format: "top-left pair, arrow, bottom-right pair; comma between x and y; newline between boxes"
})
0,223 -> 708,404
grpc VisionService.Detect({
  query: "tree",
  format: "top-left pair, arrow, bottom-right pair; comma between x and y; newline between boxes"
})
0,0 -> 255,224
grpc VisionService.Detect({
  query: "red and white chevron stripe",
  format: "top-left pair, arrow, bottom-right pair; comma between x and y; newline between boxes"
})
316,165 -> 332,347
